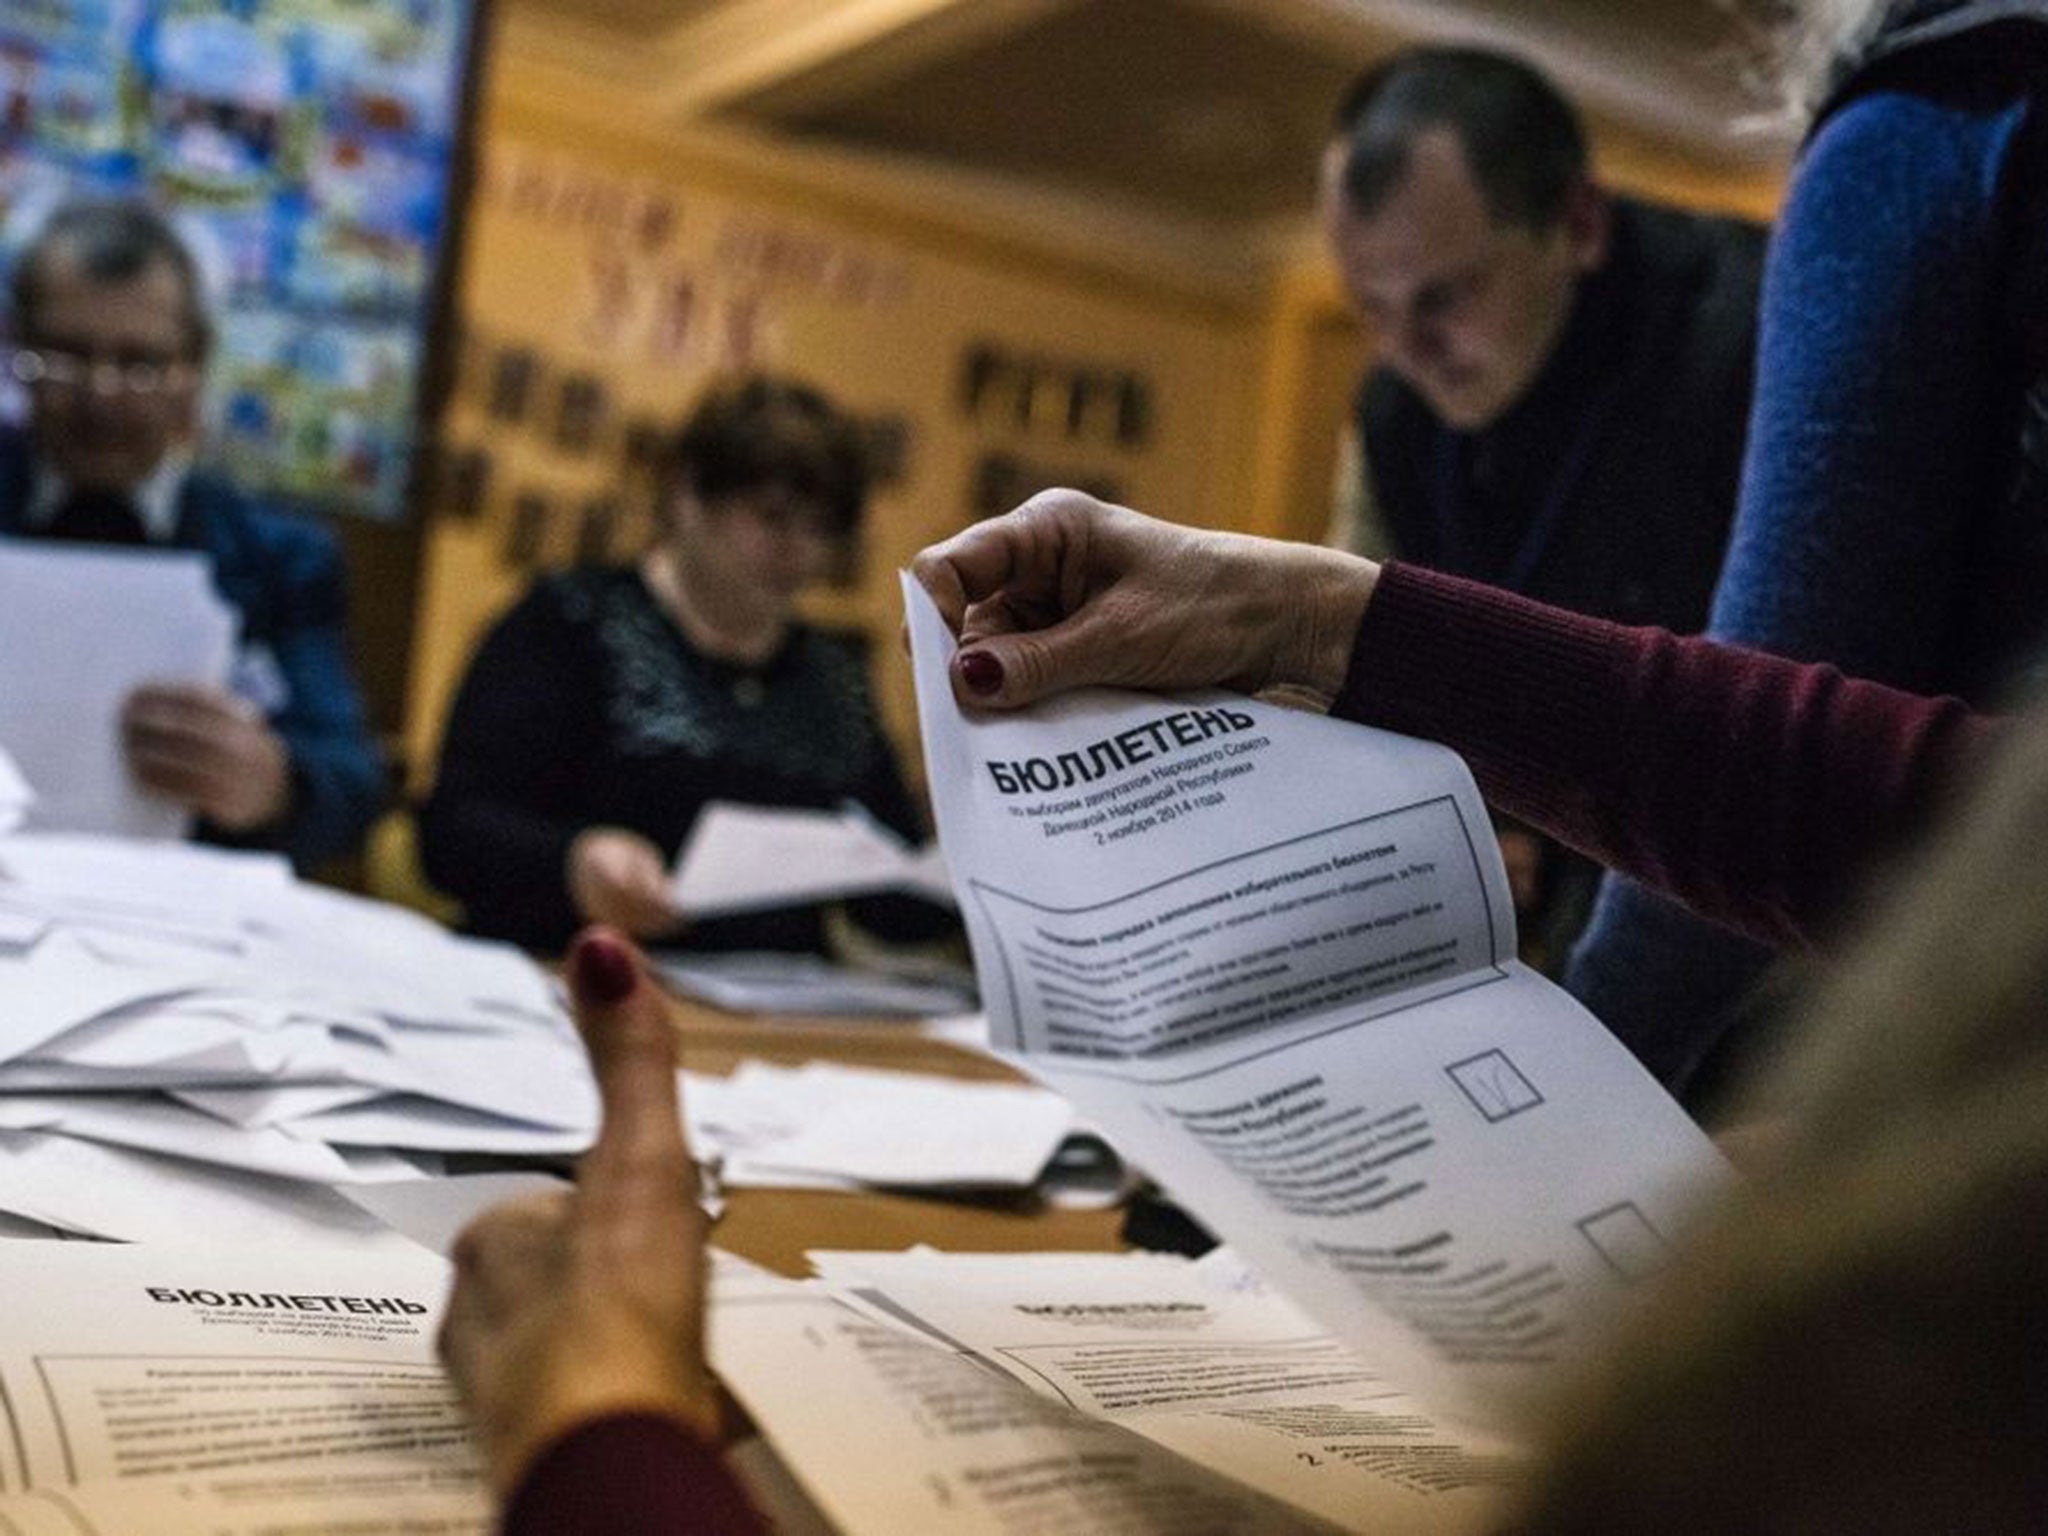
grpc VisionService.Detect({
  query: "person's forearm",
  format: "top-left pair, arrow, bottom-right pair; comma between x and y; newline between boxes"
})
1338,564 -> 2000,947
271,733 -> 385,867
503,1412 -> 766,1536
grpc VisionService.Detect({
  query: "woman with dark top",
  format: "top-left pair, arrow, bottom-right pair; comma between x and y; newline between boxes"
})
418,376 -> 945,955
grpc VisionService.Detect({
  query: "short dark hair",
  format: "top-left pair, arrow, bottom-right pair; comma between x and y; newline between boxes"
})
1331,46 -> 1588,230
664,374 -> 870,541
11,198 -> 213,357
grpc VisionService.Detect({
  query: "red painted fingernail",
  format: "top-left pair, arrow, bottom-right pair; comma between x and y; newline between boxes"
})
959,650 -> 1004,695
570,931 -> 638,1005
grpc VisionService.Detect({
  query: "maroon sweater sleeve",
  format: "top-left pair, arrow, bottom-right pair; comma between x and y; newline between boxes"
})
1334,563 -> 2002,949
503,1413 -> 767,1535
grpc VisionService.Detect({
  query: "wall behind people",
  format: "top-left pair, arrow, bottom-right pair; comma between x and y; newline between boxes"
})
407,75 -> 1271,789
409,52 -> 1790,793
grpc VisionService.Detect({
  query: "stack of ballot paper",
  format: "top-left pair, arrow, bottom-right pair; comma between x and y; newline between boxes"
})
0,831 -> 595,1246
711,1246 -> 1520,1533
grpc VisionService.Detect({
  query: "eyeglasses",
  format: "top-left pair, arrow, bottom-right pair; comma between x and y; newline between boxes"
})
8,347 -> 197,396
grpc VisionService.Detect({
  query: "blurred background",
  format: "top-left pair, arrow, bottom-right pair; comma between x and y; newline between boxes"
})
0,0 -> 1793,820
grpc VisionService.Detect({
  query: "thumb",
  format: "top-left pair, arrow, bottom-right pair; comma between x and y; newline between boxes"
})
566,927 -> 687,1182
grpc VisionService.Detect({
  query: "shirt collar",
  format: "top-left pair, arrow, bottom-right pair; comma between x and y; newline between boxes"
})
24,453 -> 192,543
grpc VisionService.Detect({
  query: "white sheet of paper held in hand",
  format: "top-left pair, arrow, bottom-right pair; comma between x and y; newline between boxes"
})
671,799 -> 955,914
0,541 -> 235,840
901,575 -> 1729,1431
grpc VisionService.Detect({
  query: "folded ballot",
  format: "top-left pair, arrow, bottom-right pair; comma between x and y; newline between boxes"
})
901,575 -> 1730,1433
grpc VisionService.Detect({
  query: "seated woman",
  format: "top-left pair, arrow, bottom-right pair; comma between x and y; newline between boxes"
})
418,375 -> 949,955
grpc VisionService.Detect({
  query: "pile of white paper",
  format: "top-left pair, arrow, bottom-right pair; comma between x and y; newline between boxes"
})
0,831 -> 594,1246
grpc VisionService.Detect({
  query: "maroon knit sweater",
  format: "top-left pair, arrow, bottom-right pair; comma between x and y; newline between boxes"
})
503,561 -> 2002,1533
1341,564 -> 1998,948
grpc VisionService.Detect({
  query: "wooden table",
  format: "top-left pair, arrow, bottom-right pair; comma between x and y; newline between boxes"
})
665,998 -> 1126,1277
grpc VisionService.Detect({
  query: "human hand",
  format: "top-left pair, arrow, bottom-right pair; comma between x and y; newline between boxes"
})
909,490 -> 1380,711
567,827 -> 684,938
439,928 -> 716,1496
122,682 -> 291,832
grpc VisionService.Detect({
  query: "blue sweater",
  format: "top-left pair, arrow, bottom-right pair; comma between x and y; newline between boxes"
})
1568,20 -> 2048,1102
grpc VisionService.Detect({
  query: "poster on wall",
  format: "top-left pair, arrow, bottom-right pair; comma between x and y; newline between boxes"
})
0,0 -> 478,520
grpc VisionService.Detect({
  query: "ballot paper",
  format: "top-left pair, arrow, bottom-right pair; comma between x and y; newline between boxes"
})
0,541 -> 236,839
711,1267 -> 1344,1535
671,798 -> 956,914
0,1240 -> 489,1533
902,576 -> 1729,1431
804,1248 -> 1520,1532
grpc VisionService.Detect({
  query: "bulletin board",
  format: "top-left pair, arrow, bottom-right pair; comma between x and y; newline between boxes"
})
0,0 -> 480,520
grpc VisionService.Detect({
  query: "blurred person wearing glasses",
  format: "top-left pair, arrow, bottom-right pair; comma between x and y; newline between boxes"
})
0,198 -> 382,867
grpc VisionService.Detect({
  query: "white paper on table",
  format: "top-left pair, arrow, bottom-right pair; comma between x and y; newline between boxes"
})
174,1080 -> 388,1128
902,575 -> 1730,1431
720,1070 -> 1074,1189
0,1094 -> 393,1183
24,1009 -> 338,1076
280,1095 -> 592,1157
324,1019 -> 596,1129
671,799 -> 956,914
710,1272 -> 1342,1535
0,930 -> 223,1065
0,745 -> 33,831
654,947 -> 975,1017
0,1240 -> 488,1531
339,1170 -> 570,1258
811,1248 -> 1519,1532
0,1132 -> 427,1250
0,542 -> 236,839
0,908 -> 49,948
0,830 -> 293,900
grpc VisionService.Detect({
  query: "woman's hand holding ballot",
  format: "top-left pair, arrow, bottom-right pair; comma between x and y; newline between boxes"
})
910,491 -> 1381,711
